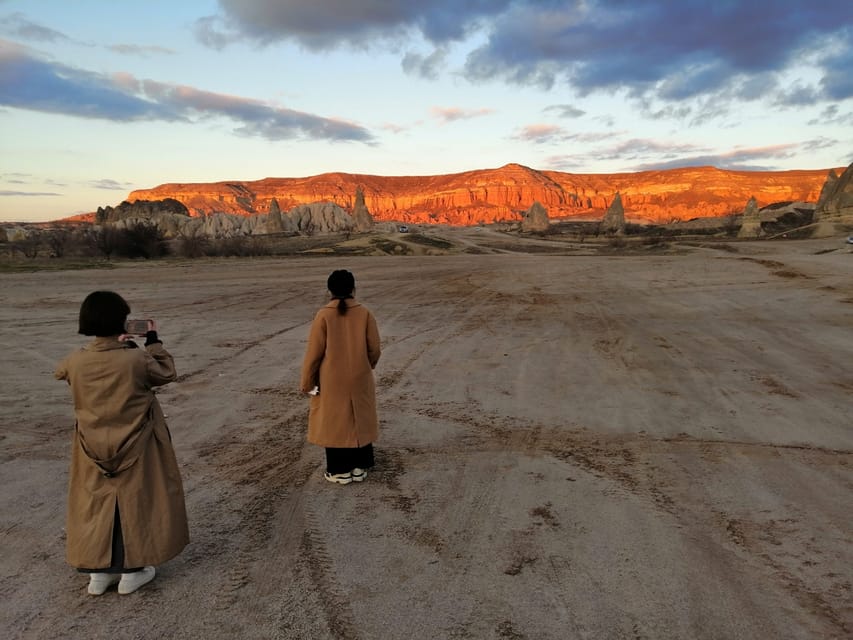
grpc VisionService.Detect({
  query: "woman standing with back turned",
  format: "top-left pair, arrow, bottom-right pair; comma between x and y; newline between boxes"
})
300,270 -> 381,484
55,291 -> 189,595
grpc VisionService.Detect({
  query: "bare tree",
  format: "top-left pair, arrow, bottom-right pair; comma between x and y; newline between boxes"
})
122,221 -> 168,259
176,225 -> 209,258
47,228 -> 72,258
724,212 -> 740,237
17,233 -> 42,259
94,227 -> 122,259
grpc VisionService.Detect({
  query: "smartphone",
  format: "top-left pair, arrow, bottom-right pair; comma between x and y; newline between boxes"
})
125,319 -> 151,335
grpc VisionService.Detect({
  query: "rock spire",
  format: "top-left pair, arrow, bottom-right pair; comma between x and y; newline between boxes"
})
520,201 -> 550,232
737,196 -> 762,238
812,162 -> 853,236
352,186 -> 374,232
601,193 -> 625,235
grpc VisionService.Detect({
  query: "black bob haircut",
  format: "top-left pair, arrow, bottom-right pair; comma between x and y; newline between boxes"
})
78,291 -> 130,337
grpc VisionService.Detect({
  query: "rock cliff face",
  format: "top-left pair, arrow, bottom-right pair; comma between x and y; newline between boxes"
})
126,164 -> 835,226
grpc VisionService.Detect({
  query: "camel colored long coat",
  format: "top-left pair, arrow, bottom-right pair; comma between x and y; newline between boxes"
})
55,338 -> 189,569
300,300 -> 381,448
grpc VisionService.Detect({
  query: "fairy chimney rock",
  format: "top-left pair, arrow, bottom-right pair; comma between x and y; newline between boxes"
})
520,201 -> 550,232
737,196 -> 762,238
267,198 -> 285,233
812,163 -> 853,236
352,186 -> 375,232
601,193 -> 625,235
814,163 -> 853,221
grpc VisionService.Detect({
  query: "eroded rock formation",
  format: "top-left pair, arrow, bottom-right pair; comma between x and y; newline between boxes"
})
601,193 -> 625,235
520,201 -> 549,232
288,202 -> 354,235
266,198 -> 289,234
812,162 -> 853,236
125,164 -> 835,226
352,186 -> 375,232
98,199 -> 358,238
96,198 -> 189,224
737,197 -> 761,238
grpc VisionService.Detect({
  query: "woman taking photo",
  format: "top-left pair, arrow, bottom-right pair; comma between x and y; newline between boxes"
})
300,270 -> 381,484
55,291 -> 188,595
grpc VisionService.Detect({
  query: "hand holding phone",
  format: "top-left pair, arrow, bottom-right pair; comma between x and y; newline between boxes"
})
125,319 -> 153,335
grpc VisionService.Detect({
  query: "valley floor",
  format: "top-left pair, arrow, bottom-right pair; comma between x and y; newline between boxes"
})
1,238 -> 851,639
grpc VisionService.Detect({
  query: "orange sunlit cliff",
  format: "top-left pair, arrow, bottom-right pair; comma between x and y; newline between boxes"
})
126,163 -> 835,225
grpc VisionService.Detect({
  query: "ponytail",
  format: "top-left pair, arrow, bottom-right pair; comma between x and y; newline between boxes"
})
336,296 -> 349,315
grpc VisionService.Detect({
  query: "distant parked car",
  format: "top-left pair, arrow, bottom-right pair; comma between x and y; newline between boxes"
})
847,235 -> 853,244
398,225 -> 409,233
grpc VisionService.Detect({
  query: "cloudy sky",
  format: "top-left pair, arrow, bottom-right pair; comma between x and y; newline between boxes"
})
1,0 -> 851,222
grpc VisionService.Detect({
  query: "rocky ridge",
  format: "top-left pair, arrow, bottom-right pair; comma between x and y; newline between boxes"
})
104,202 -> 358,238
126,164 -> 837,226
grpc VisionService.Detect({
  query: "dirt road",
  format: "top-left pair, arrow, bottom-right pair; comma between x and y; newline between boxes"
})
1,238 -> 851,639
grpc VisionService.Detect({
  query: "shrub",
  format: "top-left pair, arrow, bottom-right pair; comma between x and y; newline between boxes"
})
176,229 -> 210,258
92,227 -> 124,259
207,235 -> 270,257
47,228 -> 73,258
641,235 -> 666,247
13,233 -> 42,259
119,221 -> 169,259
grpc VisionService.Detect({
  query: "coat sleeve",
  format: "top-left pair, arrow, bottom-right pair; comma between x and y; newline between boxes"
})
145,342 -> 177,386
54,355 -> 69,381
300,312 -> 327,392
366,311 -> 381,369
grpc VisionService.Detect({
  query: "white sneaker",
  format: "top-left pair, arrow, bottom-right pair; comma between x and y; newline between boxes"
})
87,573 -> 121,595
351,468 -> 367,482
324,471 -> 353,485
118,566 -> 156,594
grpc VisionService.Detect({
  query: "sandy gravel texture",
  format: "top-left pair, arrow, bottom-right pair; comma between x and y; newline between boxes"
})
1,236 -> 851,639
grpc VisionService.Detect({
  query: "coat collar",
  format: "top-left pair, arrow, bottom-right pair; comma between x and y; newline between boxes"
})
324,298 -> 361,309
86,336 -> 130,351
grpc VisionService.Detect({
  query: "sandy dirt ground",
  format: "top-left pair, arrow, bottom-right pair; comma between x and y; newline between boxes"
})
1,233 -> 851,639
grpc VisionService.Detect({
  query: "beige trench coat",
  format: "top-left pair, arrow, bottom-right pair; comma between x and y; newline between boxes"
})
55,337 -> 189,569
300,300 -> 381,448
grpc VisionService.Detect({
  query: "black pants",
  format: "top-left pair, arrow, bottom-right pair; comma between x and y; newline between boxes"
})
325,444 -> 375,475
78,504 -> 142,574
